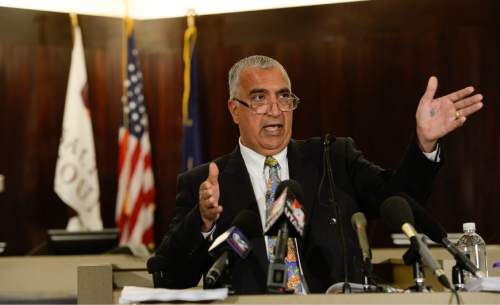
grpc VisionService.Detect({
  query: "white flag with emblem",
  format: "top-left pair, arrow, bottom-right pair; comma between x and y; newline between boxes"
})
54,26 -> 103,231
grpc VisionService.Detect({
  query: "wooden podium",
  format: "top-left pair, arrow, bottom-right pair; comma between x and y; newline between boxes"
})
2,246 -> 500,304
76,246 -> 500,304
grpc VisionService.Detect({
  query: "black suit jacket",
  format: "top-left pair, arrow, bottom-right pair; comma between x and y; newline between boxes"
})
155,136 -> 441,293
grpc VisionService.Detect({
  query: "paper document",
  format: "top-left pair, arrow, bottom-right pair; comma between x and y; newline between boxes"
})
119,286 -> 228,304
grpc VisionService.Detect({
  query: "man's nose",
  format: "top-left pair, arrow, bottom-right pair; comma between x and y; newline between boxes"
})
266,99 -> 282,116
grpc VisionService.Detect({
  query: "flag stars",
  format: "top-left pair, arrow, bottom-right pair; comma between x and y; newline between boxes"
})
122,36 -> 148,139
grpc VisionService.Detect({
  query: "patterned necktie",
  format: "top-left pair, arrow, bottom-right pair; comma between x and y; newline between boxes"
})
264,156 -> 305,294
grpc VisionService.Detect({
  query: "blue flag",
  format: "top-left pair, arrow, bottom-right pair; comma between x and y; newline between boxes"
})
181,20 -> 202,171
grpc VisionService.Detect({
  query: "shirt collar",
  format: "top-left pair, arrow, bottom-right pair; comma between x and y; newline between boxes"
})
238,138 -> 288,170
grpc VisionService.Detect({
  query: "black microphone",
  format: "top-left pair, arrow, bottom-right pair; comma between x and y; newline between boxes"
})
400,193 -> 485,279
351,212 -> 371,262
205,210 -> 260,288
265,180 -> 306,292
146,254 -> 169,288
320,134 -> 350,293
380,195 -> 452,290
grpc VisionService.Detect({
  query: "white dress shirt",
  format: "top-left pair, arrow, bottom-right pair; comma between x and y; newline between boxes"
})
239,138 -> 289,230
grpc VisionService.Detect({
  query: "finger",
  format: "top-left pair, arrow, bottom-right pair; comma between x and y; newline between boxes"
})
457,102 -> 484,118
207,162 -> 219,185
206,195 -> 219,207
200,202 -> 216,218
200,196 -> 217,209
453,94 -> 483,109
216,205 -> 223,215
443,86 -> 474,102
205,205 -> 223,220
199,180 -> 210,191
449,116 -> 467,130
199,189 -> 213,202
421,76 -> 438,102
199,183 -> 212,198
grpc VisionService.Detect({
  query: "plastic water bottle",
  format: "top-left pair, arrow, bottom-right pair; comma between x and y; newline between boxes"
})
455,222 -> 488,283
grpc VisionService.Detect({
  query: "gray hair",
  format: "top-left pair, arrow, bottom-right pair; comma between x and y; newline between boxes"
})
228,55 -> 291,98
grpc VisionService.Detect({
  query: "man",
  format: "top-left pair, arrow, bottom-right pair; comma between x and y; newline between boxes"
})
154,55 -> 483,294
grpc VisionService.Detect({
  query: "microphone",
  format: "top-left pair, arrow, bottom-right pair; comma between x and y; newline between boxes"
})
264,179 -> 306,238
265,180 -> 306,292
351,212 -> 376,291
401,194 -> 485,279
205,210 -> 260,288
380,195 -> 452,290
320,134 -> 350,293
351,212 -> 371,262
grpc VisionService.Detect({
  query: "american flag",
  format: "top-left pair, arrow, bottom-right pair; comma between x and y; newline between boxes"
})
116,31 -> 155,247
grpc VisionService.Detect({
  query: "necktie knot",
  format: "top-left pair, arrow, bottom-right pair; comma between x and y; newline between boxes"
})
265,156 -> 279,169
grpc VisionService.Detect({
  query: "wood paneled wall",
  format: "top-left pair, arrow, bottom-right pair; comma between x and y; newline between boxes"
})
1,0 -> 499,255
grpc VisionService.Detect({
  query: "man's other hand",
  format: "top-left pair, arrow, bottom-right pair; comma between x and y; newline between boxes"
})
416,76 -> 483,152
199,162 -> 223,232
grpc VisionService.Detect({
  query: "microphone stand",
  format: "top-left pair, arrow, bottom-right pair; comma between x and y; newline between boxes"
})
322,134 -> 351,293
361,259 -> 373,292
267,222 -> 294,294
403,238 -> 426,292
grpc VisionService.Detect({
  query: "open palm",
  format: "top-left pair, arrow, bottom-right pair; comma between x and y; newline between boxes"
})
416,76 -> 483,152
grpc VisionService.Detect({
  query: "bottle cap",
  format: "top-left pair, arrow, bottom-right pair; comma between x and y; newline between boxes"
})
463,222 -> 476,232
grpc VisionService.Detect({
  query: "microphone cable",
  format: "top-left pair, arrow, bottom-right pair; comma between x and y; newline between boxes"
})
452,288 -> 462,305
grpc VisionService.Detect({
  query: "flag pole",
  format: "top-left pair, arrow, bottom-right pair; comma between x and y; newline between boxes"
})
121,0 -> 131,129
182,9 -> 197,127
68,13 -> 79,48
120,0 -> 131,220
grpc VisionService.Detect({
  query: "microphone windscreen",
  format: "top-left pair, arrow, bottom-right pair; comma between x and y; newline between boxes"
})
231,210 -> 261,239
274,179 -> 305,203
351,212 -> 367,229
380,195 -> 415,231
397,193 -> 446,243
147,254 -> 168,272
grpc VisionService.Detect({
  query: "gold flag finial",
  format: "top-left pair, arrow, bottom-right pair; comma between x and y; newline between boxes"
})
69,13 -> 78,28
187,9 -> 196,28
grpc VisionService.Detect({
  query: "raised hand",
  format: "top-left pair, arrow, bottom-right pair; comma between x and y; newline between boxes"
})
199,162 -> 223,232
416,76 -> 483,152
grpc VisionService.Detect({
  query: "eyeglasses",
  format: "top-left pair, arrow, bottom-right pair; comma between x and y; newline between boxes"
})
232,93 -> 300,115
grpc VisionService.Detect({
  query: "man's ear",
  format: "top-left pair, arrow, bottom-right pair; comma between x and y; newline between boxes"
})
228,99 -> 240,124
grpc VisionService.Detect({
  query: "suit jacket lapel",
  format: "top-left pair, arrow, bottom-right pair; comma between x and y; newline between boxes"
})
287,139 -> 319,248
218,147 -> 269,275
